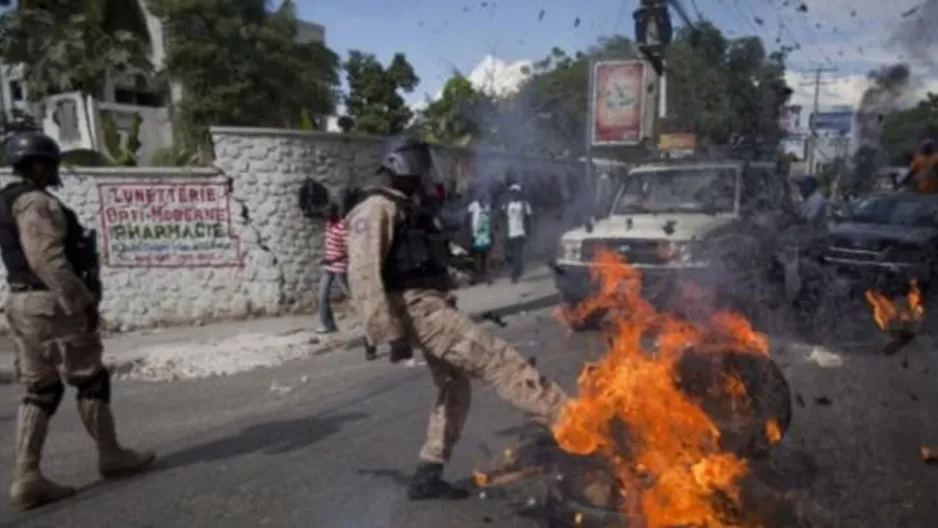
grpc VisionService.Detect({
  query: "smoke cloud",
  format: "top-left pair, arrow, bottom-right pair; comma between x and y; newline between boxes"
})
848,64 -> 912,192
890,0 -> 938,73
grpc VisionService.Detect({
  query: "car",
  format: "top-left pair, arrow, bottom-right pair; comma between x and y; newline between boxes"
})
552,158 -> 798,326
821,191 -> 938,296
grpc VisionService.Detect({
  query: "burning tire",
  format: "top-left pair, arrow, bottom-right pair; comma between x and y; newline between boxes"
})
675,347 -> 792,459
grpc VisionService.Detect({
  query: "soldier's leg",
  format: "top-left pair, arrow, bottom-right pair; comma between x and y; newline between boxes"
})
409,353 -> 471,500
5,298 -> 76,510
61,328 -> 155,478
409,295 -> 569,427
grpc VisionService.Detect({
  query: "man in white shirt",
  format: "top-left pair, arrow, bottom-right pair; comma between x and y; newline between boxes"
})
798,175 -> 827,225
466,194 -> 493,284
502,184 -> 532,283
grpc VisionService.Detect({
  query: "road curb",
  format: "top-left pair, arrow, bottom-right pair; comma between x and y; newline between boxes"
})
0,291 -> 559,384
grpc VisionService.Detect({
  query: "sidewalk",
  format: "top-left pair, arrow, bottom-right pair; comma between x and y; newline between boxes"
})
0,267 -> 558,383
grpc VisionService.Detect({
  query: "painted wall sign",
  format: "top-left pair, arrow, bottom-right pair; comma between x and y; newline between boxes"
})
98,182 -> 242,267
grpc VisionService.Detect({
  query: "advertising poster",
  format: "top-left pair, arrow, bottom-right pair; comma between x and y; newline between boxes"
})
590,60 -> 647,146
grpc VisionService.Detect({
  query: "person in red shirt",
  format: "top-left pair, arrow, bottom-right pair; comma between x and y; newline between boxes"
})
317,202 -> 350,334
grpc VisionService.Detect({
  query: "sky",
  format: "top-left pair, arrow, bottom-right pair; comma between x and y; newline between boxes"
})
296,0 -> 938,114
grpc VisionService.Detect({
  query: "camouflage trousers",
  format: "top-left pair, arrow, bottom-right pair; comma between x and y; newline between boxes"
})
5,291 -> 103,389
399,291 -> 569,464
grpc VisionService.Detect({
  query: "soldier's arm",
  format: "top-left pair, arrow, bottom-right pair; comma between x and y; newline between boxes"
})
347,200 -> 408,343
13,192 -> 96,315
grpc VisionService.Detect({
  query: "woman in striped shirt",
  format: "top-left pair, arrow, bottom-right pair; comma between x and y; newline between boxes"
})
317,202 -> 352,334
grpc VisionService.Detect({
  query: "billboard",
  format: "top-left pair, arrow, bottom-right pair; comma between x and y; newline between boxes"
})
589,60 -> 647,146
809,109 -> 853,134
779,105 -> 802,134
658,133 -> 696,151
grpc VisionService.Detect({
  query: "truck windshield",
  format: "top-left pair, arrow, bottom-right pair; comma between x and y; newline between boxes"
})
612,167 -> 738,214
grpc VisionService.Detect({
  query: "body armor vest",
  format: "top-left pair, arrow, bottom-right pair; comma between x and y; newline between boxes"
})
0,181 -> 91,291
367,189 -> 452,293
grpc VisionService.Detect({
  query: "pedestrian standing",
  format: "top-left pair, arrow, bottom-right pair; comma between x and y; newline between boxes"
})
317,203 -> 353,335
502,184 -> 532,283
466,193 -> 492,284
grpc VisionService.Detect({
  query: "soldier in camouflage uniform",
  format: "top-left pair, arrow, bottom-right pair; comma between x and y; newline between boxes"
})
0,132 -> 155,511
345,137 -> 569,500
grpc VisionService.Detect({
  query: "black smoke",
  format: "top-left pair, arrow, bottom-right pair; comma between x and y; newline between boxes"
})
848,64 -> 911,193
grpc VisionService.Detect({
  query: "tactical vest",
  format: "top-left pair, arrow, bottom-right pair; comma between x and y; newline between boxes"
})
0,181 -> 89,290
365,189 -> 452,293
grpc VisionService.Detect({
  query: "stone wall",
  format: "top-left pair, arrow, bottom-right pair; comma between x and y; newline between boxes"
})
0,127 -> 588,333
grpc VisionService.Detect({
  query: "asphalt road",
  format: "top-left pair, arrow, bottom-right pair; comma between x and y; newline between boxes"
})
0,302 -> 936,527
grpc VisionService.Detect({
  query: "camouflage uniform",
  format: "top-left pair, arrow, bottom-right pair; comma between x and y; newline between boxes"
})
0,132 -> 154,511
346,138 -> 568,500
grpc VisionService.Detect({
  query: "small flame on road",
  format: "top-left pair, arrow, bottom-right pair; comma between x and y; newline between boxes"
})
865,279 -> 923,331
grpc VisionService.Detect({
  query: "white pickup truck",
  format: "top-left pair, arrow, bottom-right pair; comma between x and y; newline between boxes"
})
552,158 -> 800,324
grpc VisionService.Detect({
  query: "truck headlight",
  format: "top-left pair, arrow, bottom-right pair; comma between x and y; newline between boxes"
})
557,240 -> 582,261
658,241 -> 698,263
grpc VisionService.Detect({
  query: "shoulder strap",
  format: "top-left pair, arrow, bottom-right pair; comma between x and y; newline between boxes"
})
0,181 -> 44,224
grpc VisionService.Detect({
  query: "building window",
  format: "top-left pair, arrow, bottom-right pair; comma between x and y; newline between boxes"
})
114,88 -> 164,107
9,81 -> 23,102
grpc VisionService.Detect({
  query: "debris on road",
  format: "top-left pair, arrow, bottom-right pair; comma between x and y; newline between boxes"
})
806,347 -> 844,368
113,328 -> 352,382
865,280 -> 924,355
813,396 -> 833,406
921,446 -> 938,465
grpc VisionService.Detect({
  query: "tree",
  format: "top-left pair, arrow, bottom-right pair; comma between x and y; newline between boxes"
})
0,0 -> 152,101
409,73 -> 495,146
0,0 -> 153,149
149,0 -> 340,145
339,50 -> 418,135
881,93 -> 938,164
485,23 -> 791,157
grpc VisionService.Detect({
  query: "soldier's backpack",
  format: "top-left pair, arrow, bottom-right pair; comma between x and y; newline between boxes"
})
298,178 -> 329,218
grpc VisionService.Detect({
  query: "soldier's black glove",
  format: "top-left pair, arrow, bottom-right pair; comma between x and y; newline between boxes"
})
388,338 -> 414,363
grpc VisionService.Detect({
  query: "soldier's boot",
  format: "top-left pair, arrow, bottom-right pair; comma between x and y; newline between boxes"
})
77,399 -> 155,479
9,404 -> 76,511
407,462 -> 469,500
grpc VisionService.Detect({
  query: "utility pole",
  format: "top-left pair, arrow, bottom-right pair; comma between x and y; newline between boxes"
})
802,67 -> 837,175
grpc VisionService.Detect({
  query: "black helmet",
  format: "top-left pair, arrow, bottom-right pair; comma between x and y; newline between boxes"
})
378,137 -> 432,178
5,132 -> 61,167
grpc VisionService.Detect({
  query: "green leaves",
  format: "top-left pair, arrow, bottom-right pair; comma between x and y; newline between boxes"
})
0,0 -> 153,101
339,50 -> 419,135
154,0 -> 340,144
882,92 -> 938,164
101,111 -> 142,166
409,73 -> 496,147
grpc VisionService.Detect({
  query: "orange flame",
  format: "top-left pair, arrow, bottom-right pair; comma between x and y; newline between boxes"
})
864,279 -> 924,331
765,418 -> 782,445
552,248 -> 769,526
